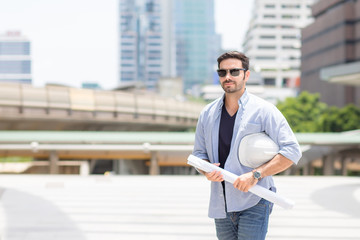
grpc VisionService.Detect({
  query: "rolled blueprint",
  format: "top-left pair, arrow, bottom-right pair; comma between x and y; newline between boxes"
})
187,154 -> 295,209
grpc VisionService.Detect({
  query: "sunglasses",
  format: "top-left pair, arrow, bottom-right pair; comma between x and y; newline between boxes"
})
217,68 -> 247,77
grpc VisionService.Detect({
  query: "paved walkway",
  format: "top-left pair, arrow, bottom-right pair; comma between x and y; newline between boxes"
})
0,175 -> 359,240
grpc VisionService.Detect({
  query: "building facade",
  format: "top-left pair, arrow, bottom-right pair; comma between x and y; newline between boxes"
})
119,0 -> 162,89
172,0 -> 220,92
243,0 -> 316,88
0,31 -> 32,84
301,0 -> 360,107
119,0 -> 220,93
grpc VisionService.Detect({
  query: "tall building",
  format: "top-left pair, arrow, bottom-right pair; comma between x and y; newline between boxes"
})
301,0 -> 360,107
119,0 -> 220,93
172,0 -> 220,92
160,0 -> 176,79
243,0 -> 316,88
0,31 -> 32,84
119,0 -> 162,89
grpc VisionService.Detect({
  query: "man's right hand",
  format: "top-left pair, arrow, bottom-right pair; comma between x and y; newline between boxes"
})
204,163 -> 224,182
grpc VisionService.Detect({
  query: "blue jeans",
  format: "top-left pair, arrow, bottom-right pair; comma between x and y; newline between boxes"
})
214,198 -> 273,240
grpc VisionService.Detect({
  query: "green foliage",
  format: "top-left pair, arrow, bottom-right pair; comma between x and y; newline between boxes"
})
0,157 -> 32,162
339,104 -> 360,131
186,96 -> 208,105
277,91 -> 327,132
318,106 -> 342,132
277,91 -> 360,132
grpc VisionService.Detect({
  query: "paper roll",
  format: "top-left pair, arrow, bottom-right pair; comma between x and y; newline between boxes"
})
187,154 -> 294,209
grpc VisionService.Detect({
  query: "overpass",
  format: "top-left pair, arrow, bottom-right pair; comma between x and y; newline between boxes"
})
0,82 -> 205,131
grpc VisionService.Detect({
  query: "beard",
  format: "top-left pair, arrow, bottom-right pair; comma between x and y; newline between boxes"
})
221,80 -> 244,93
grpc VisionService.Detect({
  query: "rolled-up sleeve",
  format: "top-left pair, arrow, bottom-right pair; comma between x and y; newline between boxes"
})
264,105 -> 302,164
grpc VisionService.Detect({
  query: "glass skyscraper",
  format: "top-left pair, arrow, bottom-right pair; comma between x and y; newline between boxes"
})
119,0 -> 220,93
173,0 -> 219,92
119,0 -> 162,89
0,31 -> 32,84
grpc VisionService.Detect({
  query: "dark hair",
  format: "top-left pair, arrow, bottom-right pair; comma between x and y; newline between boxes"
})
217,51 -> 249,70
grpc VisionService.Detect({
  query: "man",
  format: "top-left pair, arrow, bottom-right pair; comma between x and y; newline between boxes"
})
192,51 -> 301,240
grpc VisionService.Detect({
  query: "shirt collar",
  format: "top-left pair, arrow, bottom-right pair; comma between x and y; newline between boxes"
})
218,88 -> 249,110
217,94 -> 225,110
239,89 -> 249,107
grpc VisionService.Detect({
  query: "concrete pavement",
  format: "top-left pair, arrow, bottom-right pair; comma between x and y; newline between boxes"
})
0,175 -> 359,240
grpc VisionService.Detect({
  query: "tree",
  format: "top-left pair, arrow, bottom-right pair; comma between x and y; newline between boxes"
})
318,106 -> 341,132
277,91 -> 360,132
276,91 -> 327,132
319,104 -> 360,132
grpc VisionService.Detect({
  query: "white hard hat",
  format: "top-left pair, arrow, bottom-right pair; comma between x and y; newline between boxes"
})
238,132 -> 279,168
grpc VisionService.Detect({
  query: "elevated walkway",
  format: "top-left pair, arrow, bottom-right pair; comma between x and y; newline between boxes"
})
0,82 -> 205,131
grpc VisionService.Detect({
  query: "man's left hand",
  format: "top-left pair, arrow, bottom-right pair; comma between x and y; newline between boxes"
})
233,171 -> 258,192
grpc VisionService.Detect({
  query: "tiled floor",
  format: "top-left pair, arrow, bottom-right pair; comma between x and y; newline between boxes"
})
0,175 -> 359,240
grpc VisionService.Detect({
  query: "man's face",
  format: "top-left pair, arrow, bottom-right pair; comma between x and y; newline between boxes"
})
218,58 -> 249,94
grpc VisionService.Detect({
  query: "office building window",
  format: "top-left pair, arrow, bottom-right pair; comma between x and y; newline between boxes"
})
260,35 -> 276,39
0,42 -> 30,55
0,60 -> 31,74
258,45 -> 276,49
281,25 -> 294,29
265,4 -> 275,8
281,4 -> 300,9
264,78 -> 275,85
282,35 -> 298,39
255,56 -> 276,60
264,14 -> 276,19
282,45 -> 296,49
261,24 -> 276,29
282,14 -> 300,19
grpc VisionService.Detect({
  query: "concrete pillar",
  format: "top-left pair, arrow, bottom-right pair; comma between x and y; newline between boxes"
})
118,159 -> 148,175
49,151 -> 59,174
302,163 -> 310,176
303,161 -> 316,175
149,152 -> 159,175
80,161 -> 90,176
118,159 -> 130,175
291,166 -> 298,175
89,159 -> 97,174
323,154 -> 335,175
309,161 -> 315,175
341,157 -> 350,176
283,168 -> 292,175
113,159 -> 121,174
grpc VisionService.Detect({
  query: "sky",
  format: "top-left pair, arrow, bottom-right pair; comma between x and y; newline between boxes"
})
0,0 -> 254,90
